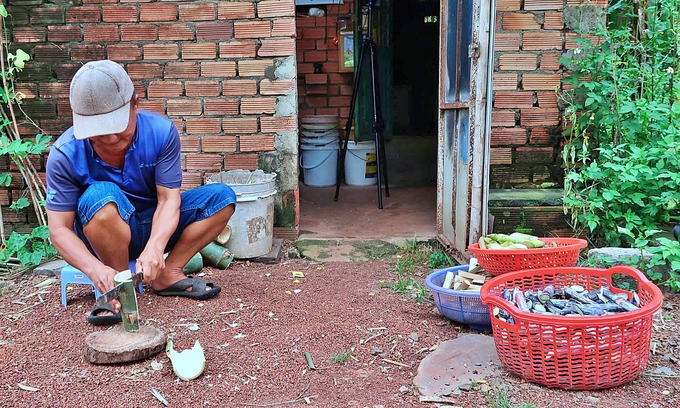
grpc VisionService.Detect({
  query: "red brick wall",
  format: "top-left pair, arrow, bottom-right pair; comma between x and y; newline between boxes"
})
490,0 -> 606,188
3,0 -> 601,237
295,1 -> 354,125
5,0 -> 299,236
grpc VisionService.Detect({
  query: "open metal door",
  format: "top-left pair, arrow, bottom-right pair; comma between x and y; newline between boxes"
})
437,0 -> 495,261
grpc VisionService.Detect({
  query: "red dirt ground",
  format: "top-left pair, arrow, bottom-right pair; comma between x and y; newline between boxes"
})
0,253 -> 679,407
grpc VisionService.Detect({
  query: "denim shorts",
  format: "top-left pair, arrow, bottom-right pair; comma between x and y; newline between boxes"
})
75,181 -> 236,260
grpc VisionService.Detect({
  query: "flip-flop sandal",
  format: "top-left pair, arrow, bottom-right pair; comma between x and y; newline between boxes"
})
155,277 -> 221,300
88,304 -> 122,326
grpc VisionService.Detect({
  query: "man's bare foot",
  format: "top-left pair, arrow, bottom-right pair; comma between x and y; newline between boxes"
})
151,269 -> 193,293
87,298 -> 121,318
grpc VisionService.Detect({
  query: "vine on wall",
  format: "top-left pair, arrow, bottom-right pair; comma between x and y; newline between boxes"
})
0,5 -> 56,272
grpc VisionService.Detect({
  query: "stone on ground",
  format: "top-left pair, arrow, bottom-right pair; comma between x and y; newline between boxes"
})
85,325 -> 167,364
33,259 -> 68,276
252,238 -> 284,264
414,333 -> 502,397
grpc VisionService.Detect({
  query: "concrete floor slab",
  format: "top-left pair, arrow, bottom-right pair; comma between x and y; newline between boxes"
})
299,185 -> 437,242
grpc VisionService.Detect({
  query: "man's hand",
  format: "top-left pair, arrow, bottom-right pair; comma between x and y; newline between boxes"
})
48,208 -> 125,312
136,249 -> 166,283
91,265 -> 122,313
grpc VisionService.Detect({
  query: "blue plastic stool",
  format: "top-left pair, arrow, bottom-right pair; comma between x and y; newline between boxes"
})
60,265 -> 102,306
60,260 -> 143,306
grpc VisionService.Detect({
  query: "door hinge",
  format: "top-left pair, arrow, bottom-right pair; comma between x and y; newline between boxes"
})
468,42 -> 479,59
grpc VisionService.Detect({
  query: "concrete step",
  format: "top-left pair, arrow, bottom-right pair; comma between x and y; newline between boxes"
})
488,189 -> 571,236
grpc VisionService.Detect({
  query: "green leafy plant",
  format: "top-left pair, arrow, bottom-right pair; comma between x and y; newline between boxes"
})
0,5 -> 55,268
485,387 -> 541,408
616,227 -> 667,280
403,233 -> 419,254
560,0 -> 680,243
614,225 -> 680,291
646,237 -> 680,292
0,227 -> 53,267
560,0 -> 680,290
389,271 -> 428,303
331,349 -> 352,363
390,257 -> 422,297
428,250 -> 454,269
382,240 -> 444,303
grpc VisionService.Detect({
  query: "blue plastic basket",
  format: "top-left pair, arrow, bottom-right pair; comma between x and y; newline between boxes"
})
425,265 -> 492,331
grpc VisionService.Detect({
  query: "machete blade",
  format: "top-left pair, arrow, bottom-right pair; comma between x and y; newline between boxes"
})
95,272 -> 144,306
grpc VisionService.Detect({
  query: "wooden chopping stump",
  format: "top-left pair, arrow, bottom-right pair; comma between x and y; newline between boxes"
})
85,325 -> 167,364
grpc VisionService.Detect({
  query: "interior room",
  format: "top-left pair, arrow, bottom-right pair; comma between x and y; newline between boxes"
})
298,0 -> 441,241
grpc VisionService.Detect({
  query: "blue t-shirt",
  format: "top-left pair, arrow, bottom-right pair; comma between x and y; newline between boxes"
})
46,110 -> 182,212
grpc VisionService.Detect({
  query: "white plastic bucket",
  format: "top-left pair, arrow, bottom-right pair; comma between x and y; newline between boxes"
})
300,137 -> 338,187
300,135 -> 338,146
301,121 -> 340,141
345,140 -> 377,186
301,127 -> 339,139
206,170 -> 277,259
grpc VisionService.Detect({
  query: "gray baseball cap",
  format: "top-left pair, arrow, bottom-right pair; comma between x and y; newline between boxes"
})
69,60 -> 135,140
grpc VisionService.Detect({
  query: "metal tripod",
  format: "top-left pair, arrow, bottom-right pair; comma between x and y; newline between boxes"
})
334,1 -> 389,209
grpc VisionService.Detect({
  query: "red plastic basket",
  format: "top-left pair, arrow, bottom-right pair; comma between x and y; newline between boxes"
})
468,237 -> 587,276
479,265 -> 663,390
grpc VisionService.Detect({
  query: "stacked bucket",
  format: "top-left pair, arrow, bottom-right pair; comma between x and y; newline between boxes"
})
299,115 -> 340,187
206,170 -> 277,259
